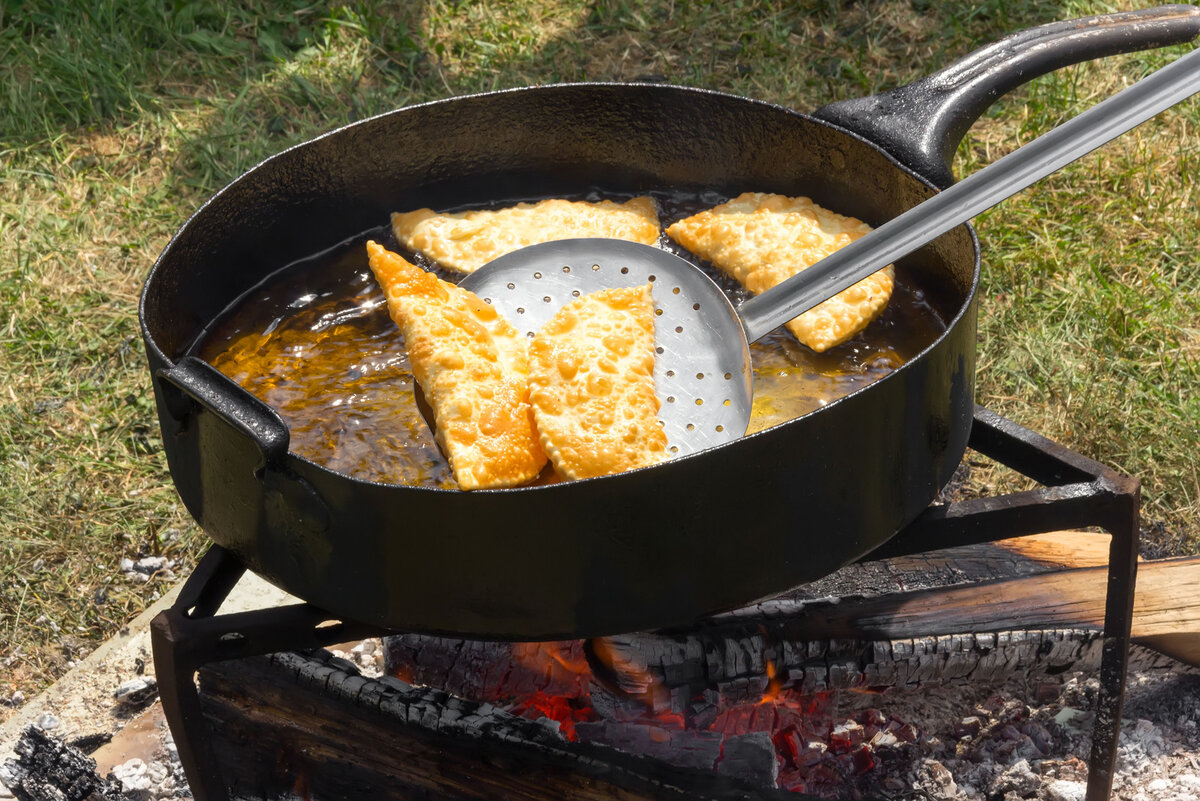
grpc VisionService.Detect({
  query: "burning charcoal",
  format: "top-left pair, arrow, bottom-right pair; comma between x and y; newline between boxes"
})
797,738 -> 828,768
1020,721 -> 1054,756
1034,679 -> 1063,704
979,693 -> 1007,714
895,722 -> 920,743
668,685 -> 691,717
829,719 -> 865,750
1000,700 -> 1031,724
715,731 -> 778,788
869,729 -> 901,749
688,692 -> 720,730
849,743 -> 875,774
799,665 -> 827,693
913,758 -> 957,798
827,658 -> 860,689
954,715 -> 983,738
858,708 -> 887,727
996,727 -> 1040,763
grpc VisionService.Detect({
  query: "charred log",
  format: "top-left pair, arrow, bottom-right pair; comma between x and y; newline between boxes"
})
3,725 -> 125,801
195,649 -> 797,801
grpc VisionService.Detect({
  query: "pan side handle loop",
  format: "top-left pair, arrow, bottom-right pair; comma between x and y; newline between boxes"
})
812,5 -> 1200,188
157,355 -> 290,472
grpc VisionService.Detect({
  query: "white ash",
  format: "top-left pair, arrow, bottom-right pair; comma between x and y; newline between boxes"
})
330,638 -> 384,678
111,756 -> 183,800
1044,778 -> 1087,801
120,556 -> 177,583
988,758 -> 1040,797
819,665 -> 1200,801
113,677 -> 159,712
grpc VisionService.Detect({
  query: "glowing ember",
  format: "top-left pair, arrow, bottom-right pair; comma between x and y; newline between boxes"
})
386,634 -> 917,795
507,692 -> 597,741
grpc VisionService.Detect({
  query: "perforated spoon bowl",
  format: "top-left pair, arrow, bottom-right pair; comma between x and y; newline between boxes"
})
460,46 -> 1200,458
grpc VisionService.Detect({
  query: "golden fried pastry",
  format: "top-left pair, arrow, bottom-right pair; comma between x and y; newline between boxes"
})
666,192 -> 894,352
527,284 -> 668,480
391,197 -> 661,274
366,240 -> 546,490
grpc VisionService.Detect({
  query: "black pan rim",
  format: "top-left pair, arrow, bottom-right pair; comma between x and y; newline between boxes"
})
139,80 -> 983,494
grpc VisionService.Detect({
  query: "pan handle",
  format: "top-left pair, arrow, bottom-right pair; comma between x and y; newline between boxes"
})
812,5 -> 1200,188
157,355 -> 290,472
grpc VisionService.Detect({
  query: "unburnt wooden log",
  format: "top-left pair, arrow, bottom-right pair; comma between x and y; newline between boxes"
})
384,539 -> 1198,720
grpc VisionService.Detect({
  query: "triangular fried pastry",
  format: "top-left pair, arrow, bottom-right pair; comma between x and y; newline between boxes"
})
528,284 -> 668,480
391,196 -> 661,274
666,192 -> 894,353
366,240 -> 546,490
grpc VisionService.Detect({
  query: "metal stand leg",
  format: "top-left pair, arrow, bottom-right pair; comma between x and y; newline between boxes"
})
152,406 -> 1140,801
1086,490 -> 1139,801
867,406 -> 1141,801
151,547 -> 394,801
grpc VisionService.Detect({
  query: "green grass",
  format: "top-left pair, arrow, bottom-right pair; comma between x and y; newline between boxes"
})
2,0 -> 1199,706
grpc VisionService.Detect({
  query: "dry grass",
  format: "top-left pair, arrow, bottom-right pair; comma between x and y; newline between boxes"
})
2,0 -> 1198,711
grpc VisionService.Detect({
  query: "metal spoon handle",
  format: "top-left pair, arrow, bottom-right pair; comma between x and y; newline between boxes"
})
738,46 -> 1200,344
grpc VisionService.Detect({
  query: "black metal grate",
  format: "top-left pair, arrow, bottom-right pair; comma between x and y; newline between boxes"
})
151,405 -> 1140,801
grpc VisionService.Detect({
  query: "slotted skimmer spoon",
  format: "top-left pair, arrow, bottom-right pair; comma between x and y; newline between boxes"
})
460,47 -> 1200,459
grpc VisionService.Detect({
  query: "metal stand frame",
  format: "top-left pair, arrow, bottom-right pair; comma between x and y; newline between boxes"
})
151,406 -> 1140,801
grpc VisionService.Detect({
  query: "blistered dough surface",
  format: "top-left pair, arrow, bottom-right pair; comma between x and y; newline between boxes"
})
666,192 -> 894,352
391,197 -> 661,274
528,284 -> 668,480
366,241 -> 546,489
